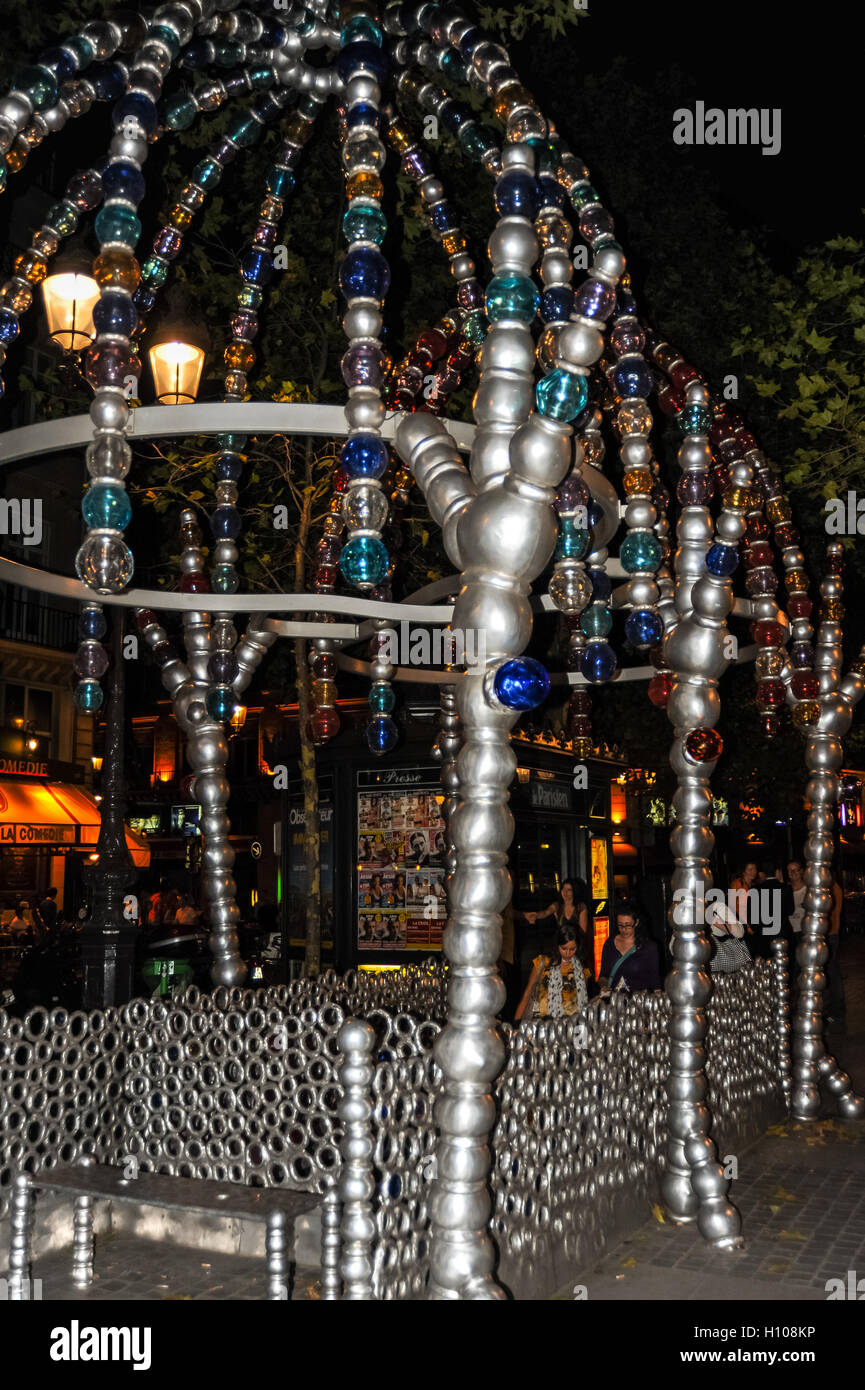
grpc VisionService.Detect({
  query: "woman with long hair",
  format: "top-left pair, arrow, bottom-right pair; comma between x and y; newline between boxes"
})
525,877 -> 593,983
597,899 -> 661,994
515,923 -> 588,1022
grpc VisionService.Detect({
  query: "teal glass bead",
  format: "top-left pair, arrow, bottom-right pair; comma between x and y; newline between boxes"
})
343,204 -> 387,245
570,183 -> 600,210
536,366 -> 589,422
619,531 -> 662,573
265,166 -> 295,198
440,48 -> 467,79
238,285 -> 263,309
250,66 -> 276,90
580,603 -> 613,638
677,402 -> 712,435
214,41 -> 243,67
486,275 -> 539,324
531,137 -> 562,175
341,15 -> 383,44
166,94 -> 197,130
217,433 -> 247,450
0,162 -> 6,195
206,686 -> 235,721
14,66 -> 58,111
81,484 -> 132,531
369,682 -> 396,714
340,535 -> 389,588
141,255 -> 168,286
230,117 -> 262,149
64,35 -> 94,67
458,122 -> 492,161
95,204 -> 141,247
46,201 -> 78,234
192,157 -> 222,190
150,24 -> 181,58
554,519 -> 591,561
74,679 -> 103,713
211,564 -> 239,594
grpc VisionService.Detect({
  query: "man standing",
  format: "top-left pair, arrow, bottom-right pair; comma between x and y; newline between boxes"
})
35,886 -> 58,936
757,860 -> 794,958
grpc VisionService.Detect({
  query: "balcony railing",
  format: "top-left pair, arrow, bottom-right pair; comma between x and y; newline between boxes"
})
0,594 -> 78,652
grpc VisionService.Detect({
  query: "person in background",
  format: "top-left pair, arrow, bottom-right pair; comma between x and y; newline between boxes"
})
9,903 -> 32,944
787,860 -> 807,937
825,873 -> 846,1026
35,887 -> 59,935
731,860 -> 761,955
147,879 -> 170,927
174,893 -> 201,928
706,895 -> 751,975
160,890 -> 180,927
525,878 -> 594,990
758,859 -> 795,955
597,900 -> 661,994
515,923 -> 588,1022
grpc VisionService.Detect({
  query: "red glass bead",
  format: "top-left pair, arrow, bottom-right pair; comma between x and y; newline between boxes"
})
657,384 -> 684,417
744,542 -> 773,570
407,348 -> 432,371
568,689 -> 592,715
648,672 -> 673,707
416,328 -> 448,361
447,348 -> 473,373
669,361 -> 699,392
649,644 -> 669,670
309,708 -> 340,744
825,551 -> 844,574
761,712 -> 780,739
791,671 -> 819,700
314,565 -> 337,588
684,727 -> 723,761
569,716 -> 592,738
754,620 -> 784,647
310,651 -> 336,680
179,572 -> 210,593
709,416 -> 736,447
787,594 -> 812,619
745,515 -> 771,543
756,679 -> 786,708
774,523 -> 799,548
736,429 -> 757,453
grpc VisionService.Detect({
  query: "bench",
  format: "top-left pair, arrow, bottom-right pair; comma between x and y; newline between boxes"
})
7,1162 -> 325,1300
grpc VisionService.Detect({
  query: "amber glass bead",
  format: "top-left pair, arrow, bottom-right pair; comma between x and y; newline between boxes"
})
259,196 -> 283,223
179,183 -> 206,211
537,325 -> 560,370
224,370 -> 247,394
623,470 -> 651,495
347,171 -> 383,200
387,120 -> 412,153
31,229 -> 59,258
329,494 -> 343,514
684,727 -> 723,762
572,736 -> 593,760
822,598 -> 845,620
224,342 -> 255,373
169,204 -> 194,230
283,112 -> 314,145
850,656 -> 865,675
494,84 -> 533,120
0,280 -> 32,312
791,701 -> 820,729
93,249 -> 141,292
760,713 -> 781,739
755,650 -> 784,680
441,231 -> 466,256
766,497 -> 792,525
536,213 -> 572,251
14,251 -> 48,284
722,485 -> 753,510
784,568 -> 808,592
6,139 -> 29,173
394,468 -> 411,490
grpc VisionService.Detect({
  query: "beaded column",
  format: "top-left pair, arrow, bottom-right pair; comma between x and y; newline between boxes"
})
338,1018 -> 377,1301
771,938 -> 793,1108
320,1182 -> 343,1300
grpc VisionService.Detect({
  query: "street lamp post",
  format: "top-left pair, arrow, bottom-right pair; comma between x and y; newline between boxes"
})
80,610 -> 138,1008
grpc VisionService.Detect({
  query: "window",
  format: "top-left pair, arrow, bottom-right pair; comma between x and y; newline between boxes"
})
1,683 -> 54,741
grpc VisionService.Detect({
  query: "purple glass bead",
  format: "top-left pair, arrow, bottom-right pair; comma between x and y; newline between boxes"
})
611,321 -> 645,356
745,569 -> 777,596
317,536 -> 342,565
676,472 -> 715,506
397,365 -> 424,393
574,278 -> 615,321
579,206 -> 615,241
555,475 -> 591,514
403,150 -> 430,180
230,309 -> 259,341
789,641 -> 814,668
456,278 -> 484,310
208,651 -> 239,684
154,227 -> 183,260
716,436 -> 743,466
85,340 -> 134,390
66,169 -> 103,212
341,343 -> 384,389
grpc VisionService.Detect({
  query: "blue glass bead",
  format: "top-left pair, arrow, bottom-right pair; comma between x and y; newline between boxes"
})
113,92 -> 159,137
336,41 -> 388,83
255,93 -> 284,123
340,15 -> 383,45
581,641 -> 618,684
441,102 -> 471,135
38,48 -> 78,81
612,359 -> 654,399
206,686 -> 234,721
341,434 -> 388,479
532,138 -> 562,175
677,402 -> 712,435
536,366 -> 589,422
166,94 -> 197,130
588,501 -> 604,530
347,102 -> 379,129
440,48 -> 467,78
367,715 -> 398,755
215,452 -> 245,481
340,535 -> 389,587
64,35 -> 94,68
101,160 -> 146,204
589,568 -> 612,601
554,519 -> 591,562
0,311 -> 20,344
493,657 -> 550,711
211,506 -> 241,540
706,543 -> 739,576
193,158 -> 222,190
339,248 -> 390,300
494,171 -> 538,219
79,608 -> 107,640
570,183 -> 599,210
212,564 -> 239,593
620,531 -> 662,573
369,683 -> 396,714
486,275 -> 539,324
625,608 -> 664,647
214,42 -> 242,67
95,204 -> 141,246
458,26 -> 482,55
240,249 -> 274,286
74,679 -> 103,713
133,285 -> 158,314
430,202 -> 456,234
537,175 -> 565,209
541,286 -> 574,323
238,285 -> 263,310
180,39 -> 211,69
230,116 -> 262,149
265,166 -> 295,198
82,484 -> 132,531
581,604 -> 613,638
13,66 -> 58,111
342,205 -> 387,245
258,21 -> 283,45
93,293 -> 138,337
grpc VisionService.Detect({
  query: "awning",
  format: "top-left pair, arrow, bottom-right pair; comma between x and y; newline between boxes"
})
0,780 -> 150,868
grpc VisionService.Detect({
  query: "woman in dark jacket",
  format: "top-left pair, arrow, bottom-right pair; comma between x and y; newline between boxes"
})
598,899 -> 661,994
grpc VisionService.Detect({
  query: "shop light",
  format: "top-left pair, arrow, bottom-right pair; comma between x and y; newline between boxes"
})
42,261 -> 99,352
148,320 -> 207,404
91,755 -> 103,772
